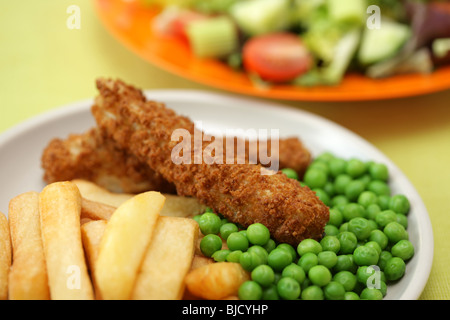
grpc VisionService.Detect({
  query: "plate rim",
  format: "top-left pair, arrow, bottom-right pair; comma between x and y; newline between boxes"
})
0,89 -> 434,300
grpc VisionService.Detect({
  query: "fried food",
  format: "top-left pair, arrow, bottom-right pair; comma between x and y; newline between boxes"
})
80,219 -> 107,300
92,78 -> 329,245
131,216 -> 198,300
94,191 -> 164,300
75,179 -> 206,219
41,128 -> 175,194
184,262 -> 250,300
39,182 -> 94,300
0,211 -> 11,300
41,126 -> 310,195
8,192 -> 50,300
81,197 -> 116,222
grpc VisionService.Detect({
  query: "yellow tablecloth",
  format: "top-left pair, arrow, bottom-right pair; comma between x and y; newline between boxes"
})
1,1 -> 449,300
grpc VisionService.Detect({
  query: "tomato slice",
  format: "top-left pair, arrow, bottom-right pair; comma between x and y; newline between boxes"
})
242,33 -> 313,83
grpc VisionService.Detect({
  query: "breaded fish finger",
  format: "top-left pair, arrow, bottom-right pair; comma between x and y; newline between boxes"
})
41,129 -> 310,194
92,79 -> 328,245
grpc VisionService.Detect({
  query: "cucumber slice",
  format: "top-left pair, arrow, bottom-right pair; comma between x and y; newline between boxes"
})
327,0 -> 367,25
358,20 -> 412,65
322,29 -> 361,84
186,16 -> 238,58
230,0 -> 291,36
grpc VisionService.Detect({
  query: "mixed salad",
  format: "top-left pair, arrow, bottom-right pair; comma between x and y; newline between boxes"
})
145,0 -> 450,86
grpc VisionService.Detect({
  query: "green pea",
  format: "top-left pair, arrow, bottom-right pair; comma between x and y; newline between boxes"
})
281,263 -> 306,284
389,194 -> 410,215
226,250 -> 242,263
337,231 -> 358,254
384,257 -> 406,281
277,243 -> 297,261
323,182 -> 335,197
365,241 -> 382,256
367,180 -> 391,196
212,249 -> 230,262
200,234 -> 222,257
342,203 -> 365,222
309,160 -> 329,174
297,239 -> 322,256
192,214 -> 202,223
344,292 -> 360,300
384,222 -> 408,244
346,158 -> 367,178
329,158 -> 347,178
227,232 -> 249,251
268,248 -> 293,272
366,203 -> 381,220
333,271 -> 357,291
378,251 -> 393,271
331,195 -> 349,207
345,180 -> 365,201
348,217 -> 372,241
313,188 -> 331,206
320,235 -> 341,254
328,208 -> 344,227
396,214 -> 408,229
219,222 -> 239,240
317,251 -> 338,269
324,281 -> 346,300
248,245 -> 269,264
353,245 -> 379,266
297,252 -> 318,273
277,277 -> 301,300
315,152 -> 335,163
378,195 -> 392,210
358,191 -> 378,208
333,254 -> 355,273
368,230 -> 387,251
246,223 -> 270,246
334,174 -> 353,195
301,285 -> 324,300
391,240 -> 414,261
251,264 -> 275,287
369,163 -> 389,181
304,168 -> 328,189
308,265 -> 332,287
262,238 -> 276,253
281,168 -> 299,180
240,251 -> 264,272
238,281 -> 262,300
375,210 -> 397,228
356,265 -> 381,286
360,288 -> 383,300
198,212 -> 222,235
262,284 -> 279,300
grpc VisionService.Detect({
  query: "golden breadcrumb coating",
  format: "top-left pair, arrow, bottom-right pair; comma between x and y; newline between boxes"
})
91,78 -> 328,245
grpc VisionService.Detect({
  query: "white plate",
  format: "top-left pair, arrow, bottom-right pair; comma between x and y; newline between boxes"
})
0,90 -> 433,300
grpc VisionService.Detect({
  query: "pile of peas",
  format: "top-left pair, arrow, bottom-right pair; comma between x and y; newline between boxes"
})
194,152 -> 414,300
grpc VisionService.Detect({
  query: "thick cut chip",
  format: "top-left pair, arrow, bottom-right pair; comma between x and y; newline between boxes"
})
8,192 -> 50,300
131,216 -> 198,300
94,191 -> 165,300
39,182 -> 94,300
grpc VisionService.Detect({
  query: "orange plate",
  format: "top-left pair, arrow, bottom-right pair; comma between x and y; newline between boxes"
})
94,0 -> 450,101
